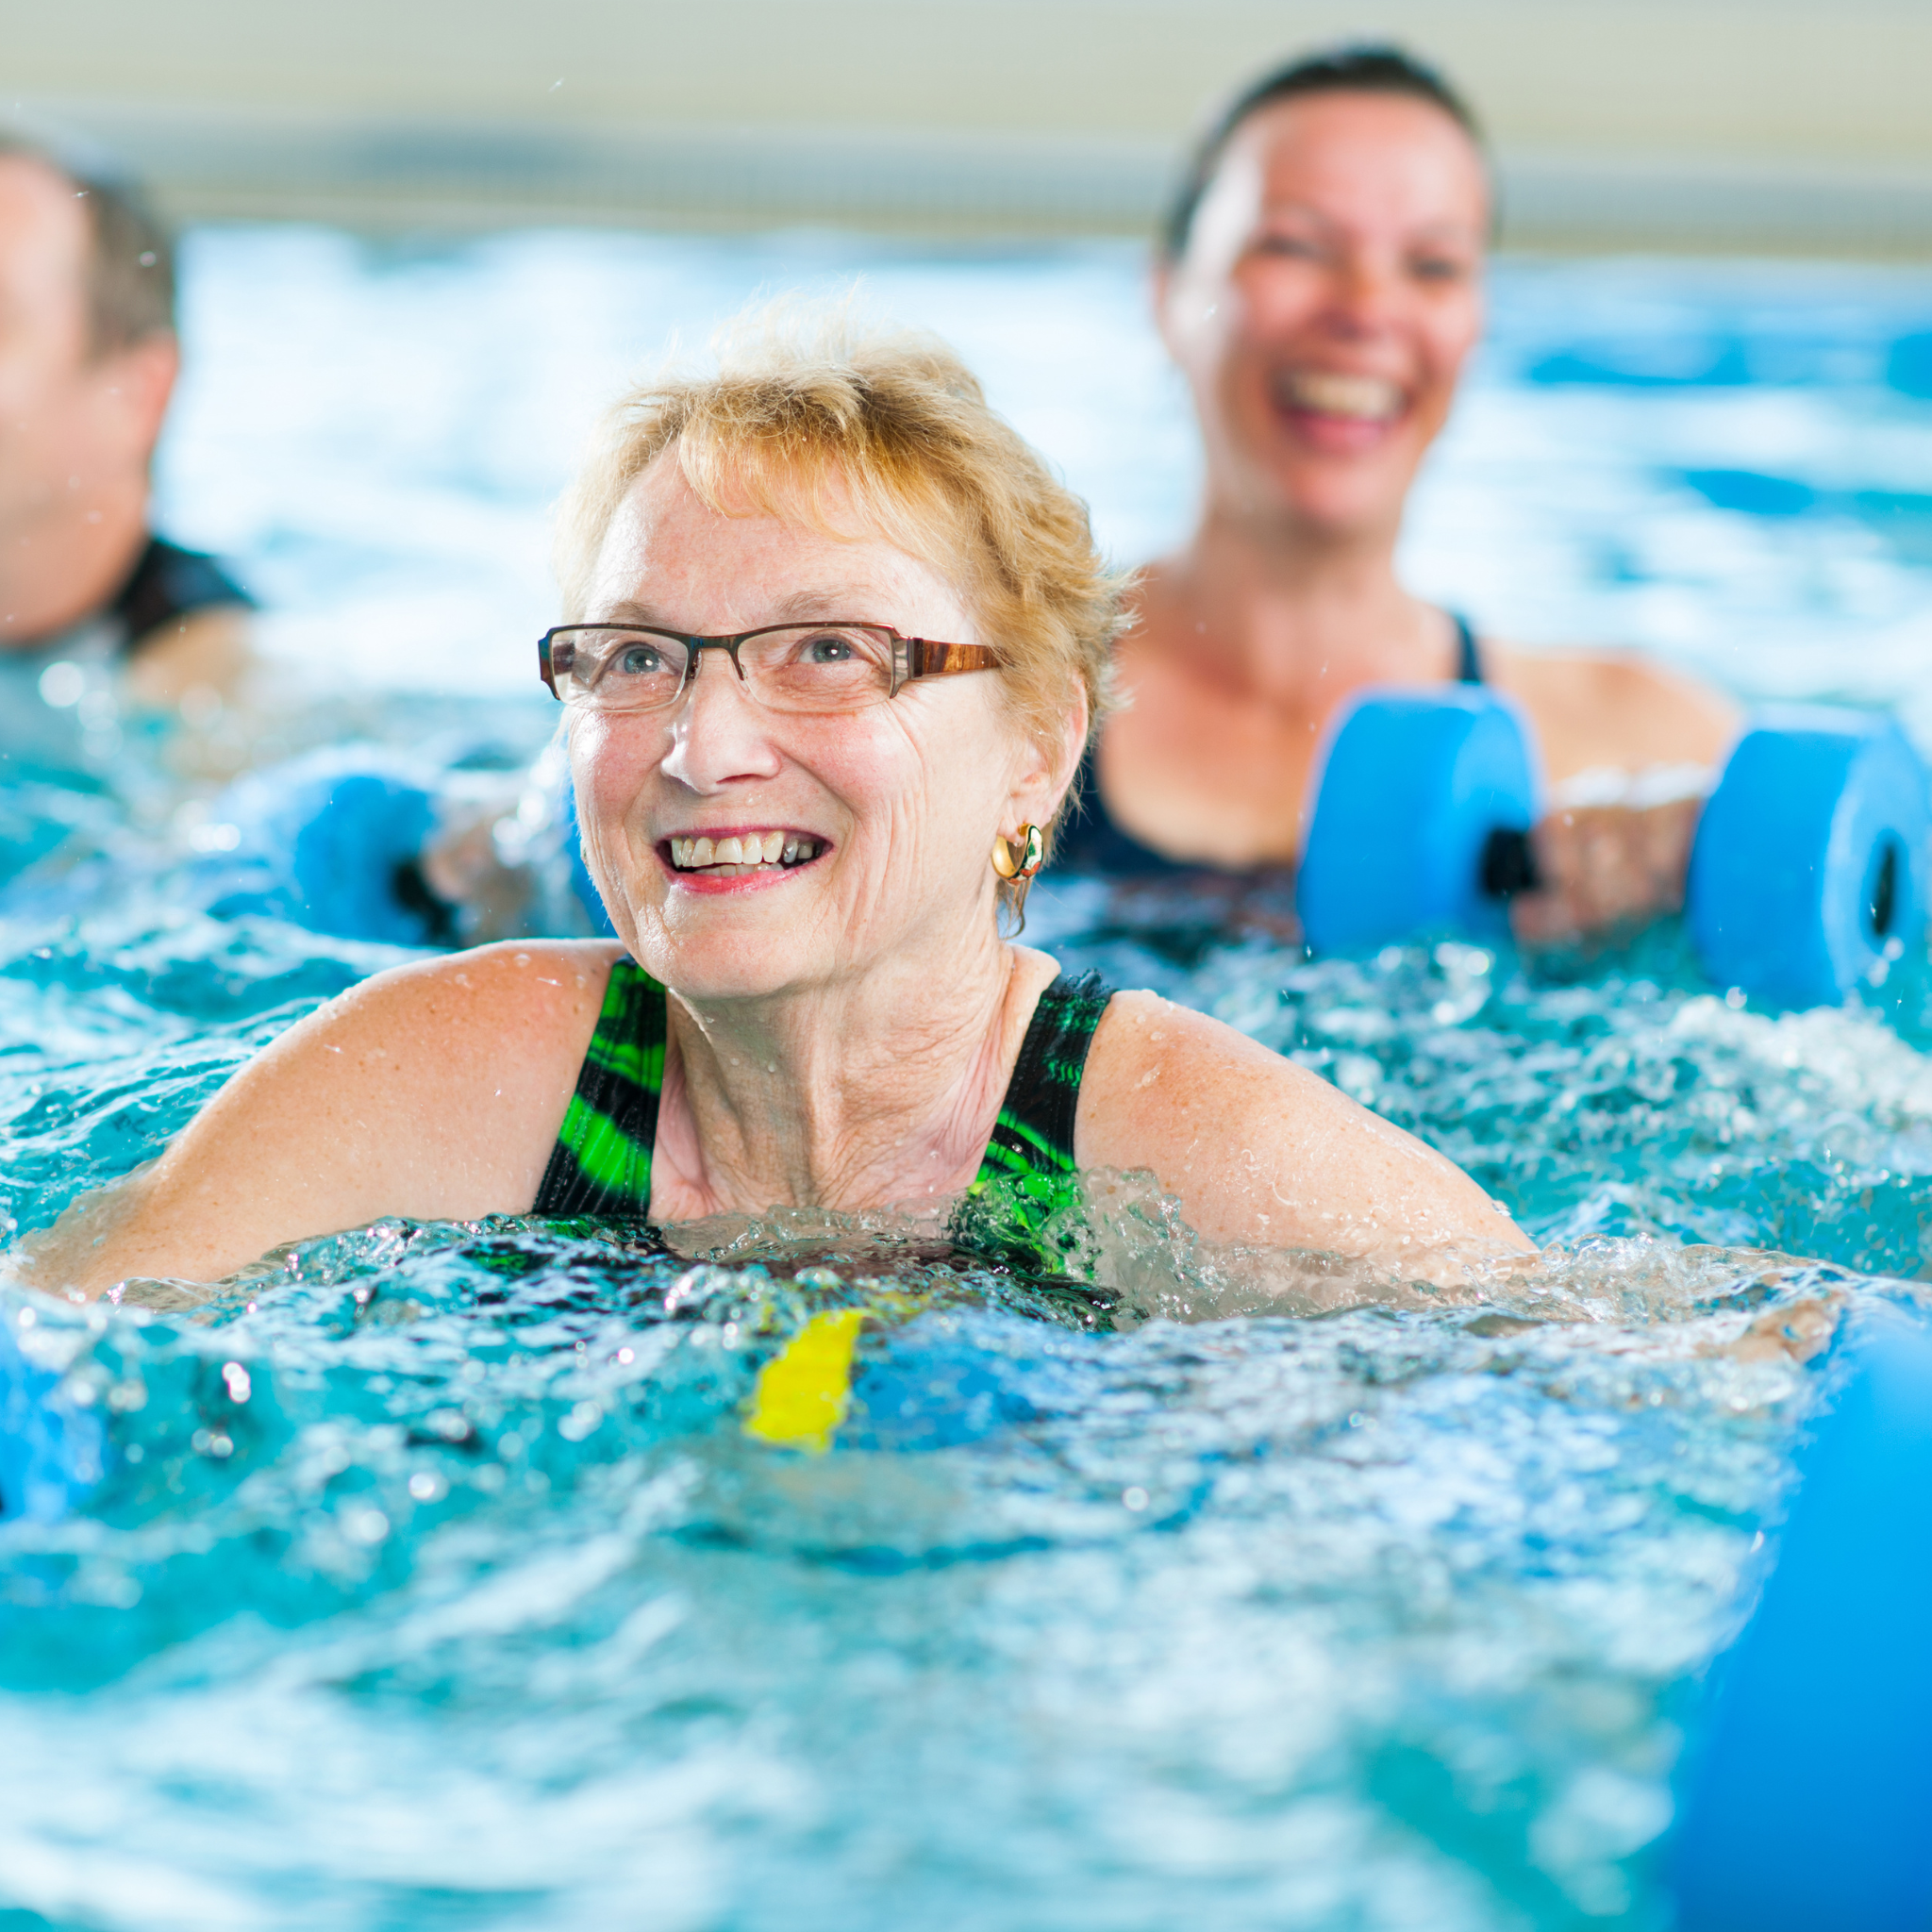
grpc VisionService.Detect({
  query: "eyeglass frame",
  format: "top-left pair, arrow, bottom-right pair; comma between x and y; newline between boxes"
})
538,621 -> 1002,710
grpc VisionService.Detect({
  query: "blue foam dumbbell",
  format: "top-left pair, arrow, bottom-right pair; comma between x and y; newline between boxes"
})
1670,1318 -> 1932,1931
195,748 -> 452,946
1299,687 -> 1928,1009
1687,708 -> 1928,1010
0,1309 -> 107,1524
1296,686 -> 1541,955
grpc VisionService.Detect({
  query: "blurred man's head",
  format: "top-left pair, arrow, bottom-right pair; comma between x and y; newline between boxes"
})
0,139 -> 178,544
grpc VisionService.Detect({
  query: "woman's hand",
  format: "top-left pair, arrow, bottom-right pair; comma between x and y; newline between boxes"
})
1511,792 -> 1704,947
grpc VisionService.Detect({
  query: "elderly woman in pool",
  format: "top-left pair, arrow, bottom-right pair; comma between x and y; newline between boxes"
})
45,326 -> 1530,1297
1052,44 -> 1738,940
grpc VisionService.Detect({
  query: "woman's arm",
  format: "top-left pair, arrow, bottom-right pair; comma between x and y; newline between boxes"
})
22,941 -> 618,1300
1076,991 -> 1533,1275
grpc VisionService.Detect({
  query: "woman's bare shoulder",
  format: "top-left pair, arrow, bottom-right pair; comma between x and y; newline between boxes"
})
35,941 -> 625,1298
1078,991 -> 1380,1170
1483,641 -> 1740,778
333,938 -> 621,1039
1076,991 -> 1531,1267
236,937 -> 622,1162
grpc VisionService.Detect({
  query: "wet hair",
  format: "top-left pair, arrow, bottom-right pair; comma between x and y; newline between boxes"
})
0,133 -> 176,356
1162,43 -> 1488,261
555,303 -> 1129,918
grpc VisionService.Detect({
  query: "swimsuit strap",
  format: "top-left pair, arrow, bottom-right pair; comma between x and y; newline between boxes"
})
969,969 -> 1113,1213
533,957 -> 667,1215
1452,611 -> 1485,686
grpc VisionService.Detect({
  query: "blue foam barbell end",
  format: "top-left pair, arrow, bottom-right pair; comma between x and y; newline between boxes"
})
1297,687 -> 1541,955
0,1310 -> 108,1525
200,749 -> 447,946
1688,708 -> 1929,1009
1670,1318 -> 1932,1931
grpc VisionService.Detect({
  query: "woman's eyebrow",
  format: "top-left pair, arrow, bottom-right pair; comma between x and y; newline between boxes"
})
769,586 -> 887,622
1254,203 -> 1480,248
590,598 -> 658,625
586,589 -> 891,630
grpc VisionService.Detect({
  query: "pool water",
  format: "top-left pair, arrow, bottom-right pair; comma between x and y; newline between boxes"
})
5,229 -> 1932,1930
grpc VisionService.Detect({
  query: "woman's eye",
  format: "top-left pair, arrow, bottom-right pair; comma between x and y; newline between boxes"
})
801,634 -> 854,664
1253,234 -> 1321,261
617,644 -> 666,675
1411,255 -> 1473,285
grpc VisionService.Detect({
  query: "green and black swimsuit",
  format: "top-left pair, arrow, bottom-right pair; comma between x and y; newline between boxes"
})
534,958 -> 1114,1241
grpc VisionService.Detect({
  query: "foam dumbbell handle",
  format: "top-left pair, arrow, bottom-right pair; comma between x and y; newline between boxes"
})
1296,687 -> 1542,956
1687,708 -> 1929,1009
0,1310 -> 107,1524
1670,1318 -> 1932,1930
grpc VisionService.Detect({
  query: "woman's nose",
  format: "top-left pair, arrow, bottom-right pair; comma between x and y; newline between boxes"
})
1321,254 -> 1400,338
659,649 -> 782,791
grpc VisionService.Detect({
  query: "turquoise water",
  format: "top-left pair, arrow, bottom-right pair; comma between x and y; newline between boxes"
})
5,230 -> 1932,1928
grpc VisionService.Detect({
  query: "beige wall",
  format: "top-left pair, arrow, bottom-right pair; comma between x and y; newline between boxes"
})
6,0 -> 1931,250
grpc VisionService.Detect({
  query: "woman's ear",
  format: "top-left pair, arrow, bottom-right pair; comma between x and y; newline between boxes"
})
1009,690 -> 1091,830
95,333 -> 179,469
1055,686 -> 1091,802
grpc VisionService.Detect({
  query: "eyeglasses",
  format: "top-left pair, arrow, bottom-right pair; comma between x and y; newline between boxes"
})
539,621 -> 1000,715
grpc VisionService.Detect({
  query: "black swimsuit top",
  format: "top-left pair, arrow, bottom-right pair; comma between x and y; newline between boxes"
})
106,536 -> 255,656
534,959 -> 1113,1265
1049,612 -> 1485,881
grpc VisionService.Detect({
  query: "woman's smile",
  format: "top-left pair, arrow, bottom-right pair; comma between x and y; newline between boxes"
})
660,825 -> 829,885
1269,364 -> 1412,454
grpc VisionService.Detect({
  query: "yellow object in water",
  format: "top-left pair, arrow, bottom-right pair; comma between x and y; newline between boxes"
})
743,1308 -> 865,1452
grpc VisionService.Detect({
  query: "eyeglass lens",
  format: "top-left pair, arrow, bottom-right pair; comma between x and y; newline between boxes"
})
558,625 -> 898,712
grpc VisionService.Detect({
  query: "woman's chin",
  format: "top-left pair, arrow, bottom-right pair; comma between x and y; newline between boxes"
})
1268,462 -> 1416,538
636,910 -> 832,1004
1234,423 -> 1428,533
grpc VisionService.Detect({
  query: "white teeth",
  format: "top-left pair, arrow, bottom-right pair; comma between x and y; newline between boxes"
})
1281,371 -> 1404,421
670,830 -> 824,872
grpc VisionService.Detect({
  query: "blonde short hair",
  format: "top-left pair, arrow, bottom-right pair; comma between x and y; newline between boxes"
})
554,307 -> 1127,901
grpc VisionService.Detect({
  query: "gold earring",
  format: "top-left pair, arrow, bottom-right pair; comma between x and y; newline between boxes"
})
991,823 -> 1044,880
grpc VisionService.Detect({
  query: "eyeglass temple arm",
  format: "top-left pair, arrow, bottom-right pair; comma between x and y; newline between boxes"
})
906,637 -> 1001,680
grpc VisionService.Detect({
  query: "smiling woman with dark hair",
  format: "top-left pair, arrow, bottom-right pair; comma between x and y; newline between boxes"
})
1052,44 -> 1739,940
31,314 -> 1530,1301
